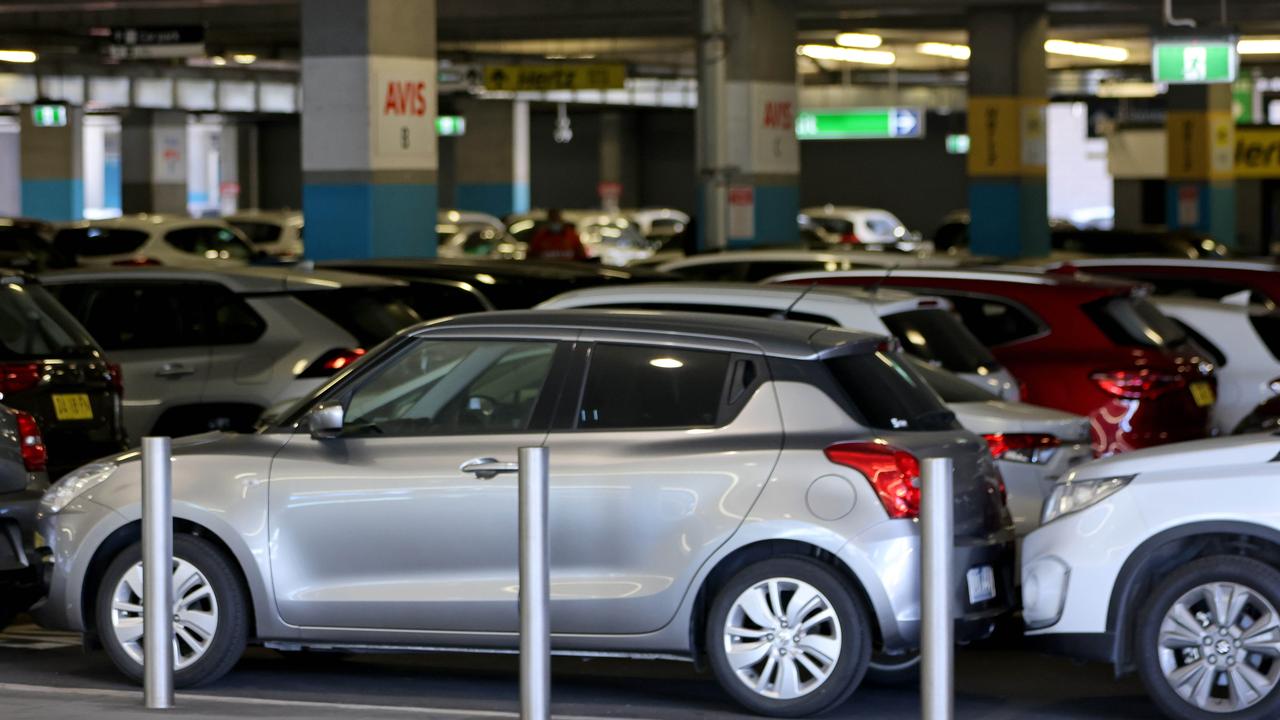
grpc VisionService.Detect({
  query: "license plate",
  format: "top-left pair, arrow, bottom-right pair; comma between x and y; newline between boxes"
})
1190,381 -> 1215,408
52,393 -> 93,421
966,566 -> 997,605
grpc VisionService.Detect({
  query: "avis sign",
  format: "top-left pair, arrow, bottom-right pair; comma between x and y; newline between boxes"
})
371,57 -> 436,169
727,81 -> 799,175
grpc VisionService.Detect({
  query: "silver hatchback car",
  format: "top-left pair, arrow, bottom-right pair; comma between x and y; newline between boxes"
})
33,310 -> 1014,716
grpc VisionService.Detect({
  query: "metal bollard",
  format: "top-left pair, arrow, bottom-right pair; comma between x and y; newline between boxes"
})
519,446 -> 550,720
920,457 -> 954,720
142,436 -> 174,709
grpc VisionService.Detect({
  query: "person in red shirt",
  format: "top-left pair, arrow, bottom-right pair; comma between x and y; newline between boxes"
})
527,209 -> 587,261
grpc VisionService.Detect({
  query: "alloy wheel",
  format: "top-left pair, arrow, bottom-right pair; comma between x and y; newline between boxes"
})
722,577 -> 843,700
109,558 -> 220,671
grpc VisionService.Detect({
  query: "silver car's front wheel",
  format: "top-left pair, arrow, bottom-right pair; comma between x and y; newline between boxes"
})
707,558 -> 870,716
109,557 -> 220,670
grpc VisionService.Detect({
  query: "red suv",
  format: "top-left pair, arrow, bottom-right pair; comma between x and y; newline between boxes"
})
1043,258 -> 1280,308
771,269 -> 1217,455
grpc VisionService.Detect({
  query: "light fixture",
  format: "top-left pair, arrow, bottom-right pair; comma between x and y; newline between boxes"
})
1044,39 -> 1128,62
797,44 -> 896,66
649,357 -> 684,369
835,32 -> 882,49
1096,80 -> 1162,98
917,42 -> 970,60
0,50 -> 38,64
210,55 -> 227,66
1238,38 -> 1280,55
231,53 -> 257,64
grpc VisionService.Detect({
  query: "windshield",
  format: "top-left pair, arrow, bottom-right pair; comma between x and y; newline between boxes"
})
227,220 -> 282,245
824,350 -> 957,431
1084,296 -> 1187,348
292,288 -> 424,346
0,282 -> 99,360
881,309 -> 1001,374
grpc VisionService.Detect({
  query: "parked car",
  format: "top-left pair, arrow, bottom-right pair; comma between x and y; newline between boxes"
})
320,258 -> 678,310
656,249 -> 976,283
934,215 -> 1229,259
1047,258 -> 1280,310
437,210 -> 525,260
799,205 -> 927,251
624,207 -> 690,241
224,209 -> 304,259
1022,434 -> 1280,720
508,210 -> 656,266
770,269 -> 1218,456
0,273 -> 126,477
0,404 -> 49,628
53,215 -> 259,268
537,282 -> 1019,400
34,309 -> 1014,717
41,265 -> 426,440
0,218 -> 76,271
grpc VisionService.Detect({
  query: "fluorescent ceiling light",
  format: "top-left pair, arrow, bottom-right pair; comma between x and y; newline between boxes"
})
797,44 -> 895,66
1097,80 -> 1162,98
0,50 -> 38,63
835,32 -> 882,49
210,55 -> 227,66
1238,38 -> 1280,55
232,53 -> 257,64
1044,39 -> 1128,62
917,42 -> 970,60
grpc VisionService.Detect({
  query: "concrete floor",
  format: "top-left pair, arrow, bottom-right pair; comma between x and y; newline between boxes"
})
0,621 -> 1164,720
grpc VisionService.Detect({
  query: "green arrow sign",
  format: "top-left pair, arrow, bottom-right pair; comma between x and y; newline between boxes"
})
1153,39 -> 1237,84
795,108 -> 924,140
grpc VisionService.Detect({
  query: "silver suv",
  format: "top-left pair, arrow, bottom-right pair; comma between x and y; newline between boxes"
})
33,310 -> 1014,716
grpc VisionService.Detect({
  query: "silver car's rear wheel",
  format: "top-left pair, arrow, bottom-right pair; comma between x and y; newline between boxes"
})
109,558 -> 221,671
723,577 -> 842,700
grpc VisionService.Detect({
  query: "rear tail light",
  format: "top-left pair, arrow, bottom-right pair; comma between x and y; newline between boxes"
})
840,232 -> 861,245
107,362 -> 124,396
14,410 -> 47,472
983,433 -> 1061,464
1090,369 -> 1186,399
824,442 -> 921,519
0,363 -> 41,394
112,256 -> 162,266
298,348 -> 366,378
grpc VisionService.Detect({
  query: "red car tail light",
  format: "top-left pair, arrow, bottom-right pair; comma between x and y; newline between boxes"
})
824,442 -> 921,519
983,433 -> 1061,464
840,232 -> 862,244
14,410 -> 47,472
1090,369 -> 1186,400
299,348 -> 366,378
107,362 -> 124,396
112,256 -> 162,266
0,363 -> 41,394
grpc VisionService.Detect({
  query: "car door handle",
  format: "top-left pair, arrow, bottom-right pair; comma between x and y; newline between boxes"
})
155,363 -> 196,378
459,457 -> 519,480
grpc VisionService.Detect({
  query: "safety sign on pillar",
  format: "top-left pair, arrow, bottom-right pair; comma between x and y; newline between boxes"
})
371,58 -> 438,170
966,97 -> 1046,178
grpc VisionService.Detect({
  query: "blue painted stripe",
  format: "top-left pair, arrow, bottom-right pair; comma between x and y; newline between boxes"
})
968,180 -> 1049,259
103,157 -> 121,212
21,178 -> 83,222
455,182 -> 530,219
303,183 -> 437,260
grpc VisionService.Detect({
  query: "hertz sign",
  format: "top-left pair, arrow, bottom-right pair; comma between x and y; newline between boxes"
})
1236,129 -> 1280,178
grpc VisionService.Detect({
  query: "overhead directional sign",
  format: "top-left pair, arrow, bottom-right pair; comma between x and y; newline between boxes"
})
1153,38 -> 1238,84
483,63 -> 626,92
794,107 -> 924,140
107,26 -> 205,59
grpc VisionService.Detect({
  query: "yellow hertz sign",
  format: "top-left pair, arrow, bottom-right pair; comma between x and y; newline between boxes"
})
1236,129 -> 1280,179
483,63 -> 626,92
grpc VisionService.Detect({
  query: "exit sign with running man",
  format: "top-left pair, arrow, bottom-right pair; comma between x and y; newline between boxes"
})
1153,38 -> 1238,84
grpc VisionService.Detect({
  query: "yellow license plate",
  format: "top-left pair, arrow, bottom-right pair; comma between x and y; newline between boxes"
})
52,393 -> 93,421
1190,382 -> 1215,408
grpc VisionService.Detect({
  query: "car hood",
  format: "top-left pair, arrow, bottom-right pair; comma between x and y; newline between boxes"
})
104,431 -> 290,466
949,400 -> 1089,442
1067,433 -> 1280,481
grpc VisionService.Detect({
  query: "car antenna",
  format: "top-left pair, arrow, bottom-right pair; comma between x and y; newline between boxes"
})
866,263 -> 898,297
781,281 -> 819,320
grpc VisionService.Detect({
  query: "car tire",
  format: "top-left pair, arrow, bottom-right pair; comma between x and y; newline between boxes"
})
865,650 -> 920,685
706,557 -> 871,717
95,534 -> 249,688
1136,555 -> 1280,720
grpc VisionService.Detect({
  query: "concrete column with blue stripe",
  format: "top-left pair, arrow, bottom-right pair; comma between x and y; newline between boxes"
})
20,105 -> 83,221
301,0 -> 438,260
1165,84 -> 1236,248
121,110 -> 189,215
966,6 -> 1050,259
719,0 -> 800,249
453,98 -> 529,219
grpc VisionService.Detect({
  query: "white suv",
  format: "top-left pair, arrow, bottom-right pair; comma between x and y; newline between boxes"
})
1022,434 -> 1280,720
54,215 -> 258,267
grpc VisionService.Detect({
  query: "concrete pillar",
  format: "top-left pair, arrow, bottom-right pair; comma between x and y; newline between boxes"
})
966,6 -> 1049,258
598,110 -> 638,211
1166,84 -> 1236,247
454,98 -> 528,218
231,122 -> 260,210
121,110 -> 188,215
20,105 -> 83,221
302,0 -> 438,259
705,0 -> 799,248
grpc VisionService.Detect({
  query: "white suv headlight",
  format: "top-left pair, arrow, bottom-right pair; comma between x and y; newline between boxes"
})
41,462 -> 118,513
1041,474 -> 1134,525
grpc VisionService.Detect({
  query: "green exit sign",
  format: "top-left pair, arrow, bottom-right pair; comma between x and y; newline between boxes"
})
1153,39 -> 1237,84
436,115 -> 466,136
795,107 -> 924,140
31,103 -> 67,128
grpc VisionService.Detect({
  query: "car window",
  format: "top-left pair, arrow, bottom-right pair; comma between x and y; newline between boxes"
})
397,282 -> 491,319
941,295 -> 1044,347
881,309 -> 1000,374
906,357 -> 998,403
808,218 -> 854,235
227,221 -> 282,246
824,350 -> 956,431
342,339 -> 557,436
1249,314 -> 1280,364
164,226 -> 253,260
1083,296 -> 1187,348
52,227 -> 148,257
50,282 -> 206,350
863,216 -> 901,237
577,344 -> 730,429
0,282 -> 99,360
292,288 -> 424,346
209,291 -> 266,345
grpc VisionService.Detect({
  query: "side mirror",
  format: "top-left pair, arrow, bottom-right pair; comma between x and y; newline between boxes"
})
306,402 -> 345,439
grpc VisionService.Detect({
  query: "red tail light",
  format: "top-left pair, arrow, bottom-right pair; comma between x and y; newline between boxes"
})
0,363 -> 41,394
824,442 -> 921,519
840,232 -> 861,245
1090,369 -> 1186,400
112,257 -> 162,266
983,433 -> 1061,464
14,410 -> 47,472
298,348 -> 366,378
107,362 -> 124,396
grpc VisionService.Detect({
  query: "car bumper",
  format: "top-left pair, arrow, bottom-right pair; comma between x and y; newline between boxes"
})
30,498 -> 125,631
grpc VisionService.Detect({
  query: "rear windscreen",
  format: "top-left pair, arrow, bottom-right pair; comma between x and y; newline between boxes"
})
881,308 -> 1000,374
1084,296 -> 1187,348
907,357 -> 998,403
0,282 -> 99,360
824,350 -> 957,431
228,221 -> 282,245
1250,314 -> 1280,363
53,227 -> 148,256
292,288 -> 425,346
